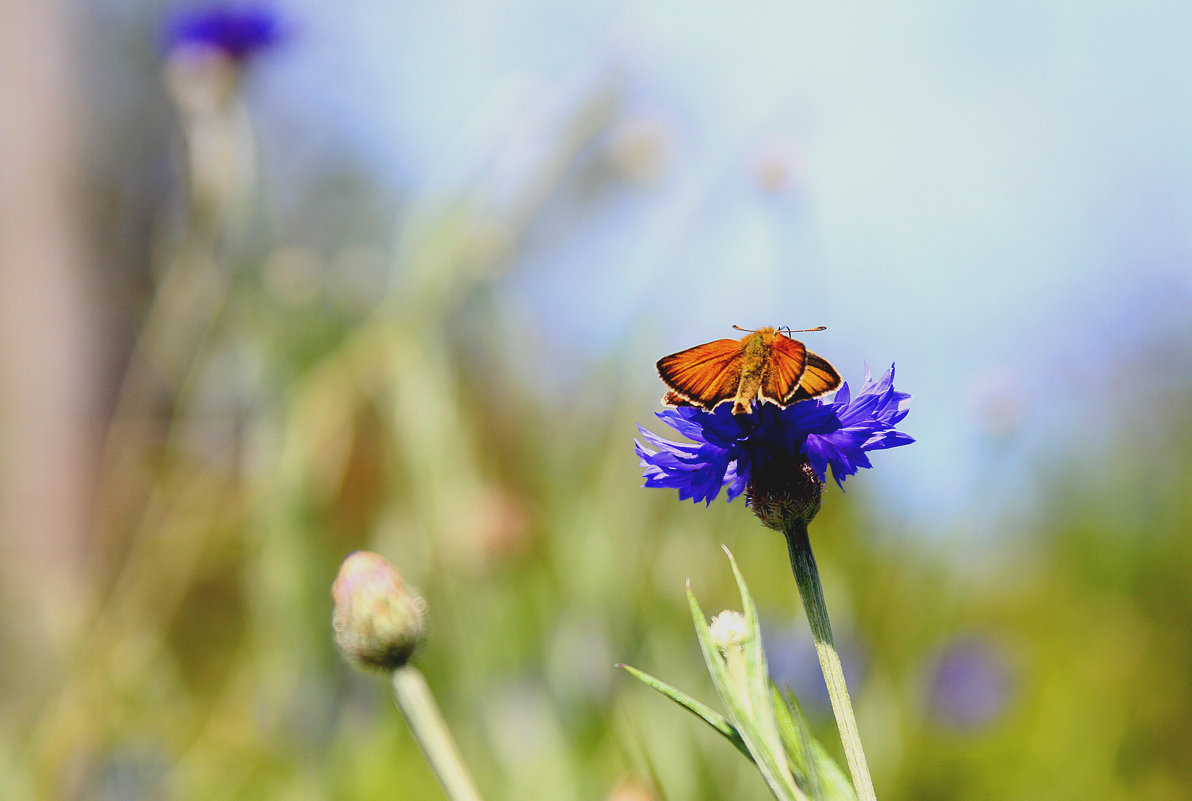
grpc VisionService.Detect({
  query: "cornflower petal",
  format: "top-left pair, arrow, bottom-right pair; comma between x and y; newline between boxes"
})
637,364 -> 913,503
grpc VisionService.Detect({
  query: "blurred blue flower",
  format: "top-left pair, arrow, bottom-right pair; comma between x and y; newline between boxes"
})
164,4 -> 283,62
764,619 -> 867,718
636,364 -> 913,504
926,636 -> 1014,730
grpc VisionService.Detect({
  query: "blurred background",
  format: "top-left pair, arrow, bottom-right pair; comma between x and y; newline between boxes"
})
2,0 -> 1191,798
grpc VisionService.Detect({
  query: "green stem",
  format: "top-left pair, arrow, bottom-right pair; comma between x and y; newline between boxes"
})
783,521 -> 877,801
390,665 -> 487,801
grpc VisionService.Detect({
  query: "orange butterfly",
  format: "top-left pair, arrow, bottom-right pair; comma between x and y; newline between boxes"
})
656,326 -> 842,415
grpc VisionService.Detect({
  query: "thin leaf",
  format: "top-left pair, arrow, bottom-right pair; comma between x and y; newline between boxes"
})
775,688 -> 857,801
772,685 -> 823,801
618,663 -> 752,761
724,547 -> 800,792
690,576 -> 804,801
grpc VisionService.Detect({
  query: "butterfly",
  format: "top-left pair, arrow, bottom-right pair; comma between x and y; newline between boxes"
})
656,326 -> 842,415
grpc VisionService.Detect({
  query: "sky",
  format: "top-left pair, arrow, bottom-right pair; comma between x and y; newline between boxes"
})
233,0 -> 1192,532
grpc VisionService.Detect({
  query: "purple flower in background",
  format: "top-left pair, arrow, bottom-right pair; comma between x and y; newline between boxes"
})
636,364 -> 913,505
926,636 -> 1014,730
765,619 -> 867,718
164,4 -> 283,62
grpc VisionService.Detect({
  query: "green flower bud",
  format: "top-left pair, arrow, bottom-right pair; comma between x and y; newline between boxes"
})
332,551 -> 427,671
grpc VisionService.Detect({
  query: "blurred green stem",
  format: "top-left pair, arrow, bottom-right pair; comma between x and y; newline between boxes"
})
390,665 -> 487,801
783,521 -> 877,801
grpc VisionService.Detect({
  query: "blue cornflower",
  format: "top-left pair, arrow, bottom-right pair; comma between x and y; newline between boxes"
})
926,636 -> 1013,730
164,5 -> 283,62
636,364 -> 913,509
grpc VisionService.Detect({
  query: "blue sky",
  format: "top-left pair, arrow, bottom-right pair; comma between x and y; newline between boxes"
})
250,0 -> 1192,531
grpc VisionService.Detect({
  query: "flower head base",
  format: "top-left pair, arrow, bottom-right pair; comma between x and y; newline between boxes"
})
332,551 -> 428,672
164,5 -> 284,64
747,454 -> 824,530
636,365 -> 913,523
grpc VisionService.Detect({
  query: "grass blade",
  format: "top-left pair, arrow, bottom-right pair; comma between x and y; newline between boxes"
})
618,663 -> 752,761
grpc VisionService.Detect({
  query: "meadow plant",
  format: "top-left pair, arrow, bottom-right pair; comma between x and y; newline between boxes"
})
333,551 -> 485,801
620,549 -> 858,801
634,366 -> 913,800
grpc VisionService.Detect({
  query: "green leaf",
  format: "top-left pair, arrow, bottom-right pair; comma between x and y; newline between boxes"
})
618,663 -> 752,761
629,550 -> 851,801
772,685 -> 820,801
690,563 -> 805,801
774,688 -> 857,801
724,546 -> 794,779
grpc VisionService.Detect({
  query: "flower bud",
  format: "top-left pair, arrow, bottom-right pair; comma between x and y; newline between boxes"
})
332,551 -> 427,671
709,610 -> 748,656
746,454 -> 823,532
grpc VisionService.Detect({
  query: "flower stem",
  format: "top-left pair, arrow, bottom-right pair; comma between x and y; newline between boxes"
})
390,664 -> 487,801
783,521 -> 877,801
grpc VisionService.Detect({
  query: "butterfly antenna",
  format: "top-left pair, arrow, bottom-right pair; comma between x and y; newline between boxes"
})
781,325 -> 828,335
732,324 -> 756,333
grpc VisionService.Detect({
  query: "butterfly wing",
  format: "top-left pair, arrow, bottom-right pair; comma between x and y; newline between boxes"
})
656,339 -> 744,409
788,350 -> 842,401
662,390 -> 693,406
759,334 -> 808,405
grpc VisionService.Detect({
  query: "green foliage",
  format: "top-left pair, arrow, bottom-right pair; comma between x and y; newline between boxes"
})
621,549 -> 856,801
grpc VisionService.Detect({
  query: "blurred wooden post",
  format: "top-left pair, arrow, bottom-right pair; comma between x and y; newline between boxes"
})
0,0 -> 97,662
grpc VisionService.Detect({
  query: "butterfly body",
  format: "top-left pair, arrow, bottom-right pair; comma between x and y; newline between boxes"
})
656,326 -> 841,415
